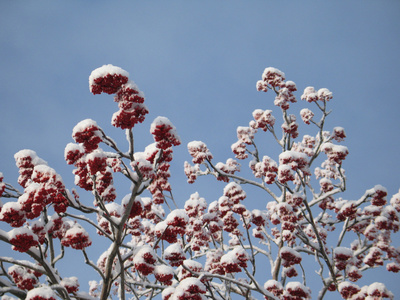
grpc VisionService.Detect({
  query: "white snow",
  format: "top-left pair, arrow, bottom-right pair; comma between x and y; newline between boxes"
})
166,209 -> 189,225
338,281 -> 360,292
89,64 -> 129,90
61,276 -> 79,288
65,224 -> 90,239
280,246 -> 301,260
8,227 -> 37,241
177,276 -> 206,292
262,67 -> 285,80
183,259 -> 203,271
162,287 -> 175,298
151,116 -> 173,128
14,149 -> 47,167
334,247 -> 353,258
72,119 -> 101,137
285,281 -> 311,296
64,143 -> 84,159
164,243 -> 184,256
154,264 -> 174,276
26,286 -> 56,300
317,88 -> 333,100
367,285 -> 394,298
279,150 -> 308,165
221,250 -> 238,264
264,279 -> 283,290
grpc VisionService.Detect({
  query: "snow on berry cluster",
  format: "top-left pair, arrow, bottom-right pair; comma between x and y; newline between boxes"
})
0,150 -> 83,255
185,141 -> 240,184
146,117 -> 181,204
66,121 -> 117,202
8,265 -> 39,290
338,282 -> 394,299
25,286 -> 57,300
256,67 -> 297,110
89,64 -> 148,129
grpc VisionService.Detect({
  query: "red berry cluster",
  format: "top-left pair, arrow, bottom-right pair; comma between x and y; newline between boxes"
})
256,68 -> 298,110
8,265 -> 39,290
61,276 -> 80,293
25,286 -> 57,300
371,185 -> 388,206
89,64 -> 148,129
67,122 -> 117,203
91,73 -> 128,95
280,150 -> 309,178
164,243 -> 186,267
220,247 -> 250,274
168,277 -> 207,300
145,119 -> 180,204
264,280 -> 284,298
151,116 -> 181,150
217,183 -> 247,234
184,161 -> 200,184
72,119 -> 102,153
334,247 -> 354,271
280,246 -> 302,268
332,127 -> 346,142
281,114 -> 299,139
184,192 -> 215,251
61,224 -> 92,250
178,260 -> 204,282
154,265 -> 174,285
250,155 -> 278,184
133,246 -> 157,276
283,282 -> 311,300
251,109 -> 276,131
214,158 -> 240,183
0,202 -> 26,227
187,141 -> 213,164
9,228 -> 39,252
321,142 -> 349,165
301,86 -> 332,103
204,249 -> 225,275
230,126 -> 256,160
300,108 -> 314,125
1,152 -> 68,234
14,150 -> 43,188
338,282 -> 361,299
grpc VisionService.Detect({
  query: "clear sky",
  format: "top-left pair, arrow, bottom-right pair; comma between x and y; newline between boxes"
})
1,1 -> 399,299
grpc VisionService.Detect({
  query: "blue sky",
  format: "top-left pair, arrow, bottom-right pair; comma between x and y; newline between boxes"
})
1,1 -> 399,299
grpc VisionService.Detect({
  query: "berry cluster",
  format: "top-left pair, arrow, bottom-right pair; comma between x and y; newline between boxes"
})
89,64 -> 148,129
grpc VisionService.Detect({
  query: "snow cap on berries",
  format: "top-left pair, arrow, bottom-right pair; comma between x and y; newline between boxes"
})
172,277 -> 207,299
338,282 -> 361,299
264,280 -> 284,297
26,286 -> 57,300
133,245 -> 157,276
61,277 -> 80,293
0,201 -> 26,227
187,141 -> 213,164
284,282 -> 311,299
280,246 -> 302,267
61,224 -> 92,250
9,227 -> 38,252
151,117 -> 181,149
72,119 -> 102,153
89,64 -> 129,95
